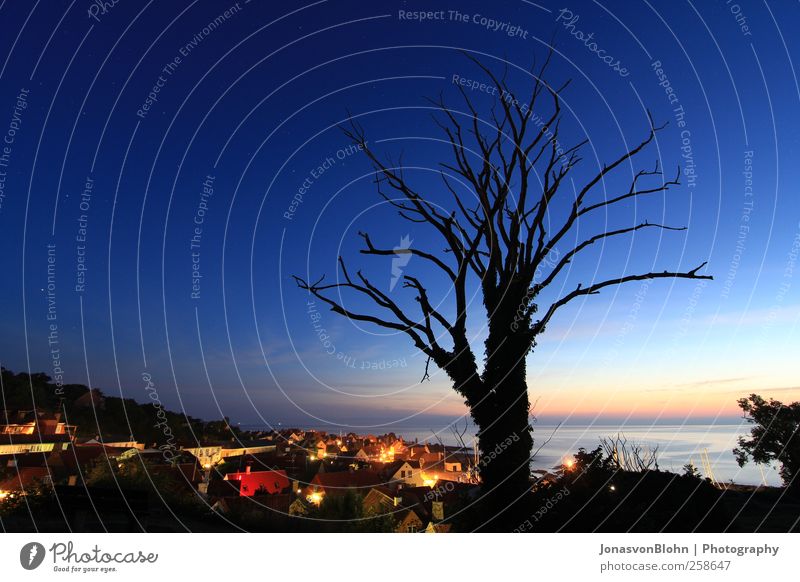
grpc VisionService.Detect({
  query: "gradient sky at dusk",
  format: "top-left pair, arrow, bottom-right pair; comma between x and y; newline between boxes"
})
0,0 -> 798,431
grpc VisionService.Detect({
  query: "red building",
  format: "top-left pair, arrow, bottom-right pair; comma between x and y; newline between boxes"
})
223,467 -> 290,496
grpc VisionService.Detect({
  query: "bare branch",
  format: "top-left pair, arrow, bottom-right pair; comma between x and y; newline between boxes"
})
531,262 -> 713,334
358,231 -> 457,282
536,221 -> 688,292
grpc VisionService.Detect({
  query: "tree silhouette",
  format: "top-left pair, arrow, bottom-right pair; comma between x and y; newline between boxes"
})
734,394 -> 800,490
294,53 -> 712,530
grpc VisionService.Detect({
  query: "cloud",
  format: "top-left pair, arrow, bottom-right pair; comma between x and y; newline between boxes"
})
696,305 -> 800,327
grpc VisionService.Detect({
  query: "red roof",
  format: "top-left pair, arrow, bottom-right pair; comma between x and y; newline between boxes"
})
0,466 -> 51,492
310,470 -> 382,495
225,469 -> 290,496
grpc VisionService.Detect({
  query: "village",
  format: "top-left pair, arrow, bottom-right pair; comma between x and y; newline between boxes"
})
0,407 -> 483,532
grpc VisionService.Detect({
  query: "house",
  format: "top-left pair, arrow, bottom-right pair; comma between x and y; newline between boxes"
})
307,470 -> 382,502
380,459 -> 424,488
0,466 -> 53,497
395,507 -> 424,533
362,486 -> 430,531
400,482 -> 480,524
362,486 -> 397,514
444,460 -> 462,472
180,441 -> 278,466
180,445 -> 222,468
207,478 -> 242,498
81,438 -> 142,450
0,433 -> 72,456
218,441 -> 277,460
424,521 -> 452,533
418,460 -> 471,483
416,451 -> 445,468
210,493 -> 292,528
1,410 -> 75,437
0,449 -> 107,495
223,467 -> 290,496
340,448 -> 369,462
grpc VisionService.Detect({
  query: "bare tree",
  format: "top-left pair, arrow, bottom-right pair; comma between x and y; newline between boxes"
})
294,53 -> 711,530
600,434 -> 660,472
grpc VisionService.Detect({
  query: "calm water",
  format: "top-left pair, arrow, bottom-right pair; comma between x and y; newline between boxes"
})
525,423 -> 781,487
254,421 -> 781,486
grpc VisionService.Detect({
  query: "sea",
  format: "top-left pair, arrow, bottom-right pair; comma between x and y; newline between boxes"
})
247,421 -> 782,487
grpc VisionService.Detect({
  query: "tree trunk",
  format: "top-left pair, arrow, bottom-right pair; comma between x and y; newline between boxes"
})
471,321 -> 534,531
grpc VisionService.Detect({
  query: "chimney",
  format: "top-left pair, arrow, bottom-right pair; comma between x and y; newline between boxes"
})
245,465 -> 251,474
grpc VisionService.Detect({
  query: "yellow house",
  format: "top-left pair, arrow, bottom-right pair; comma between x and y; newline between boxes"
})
395,508 -> 424,533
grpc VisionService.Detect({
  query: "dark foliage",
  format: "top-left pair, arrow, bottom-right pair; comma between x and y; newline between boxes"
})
734,393 -> 800,489
0,366 -> 240,446
529,446 -> 729,532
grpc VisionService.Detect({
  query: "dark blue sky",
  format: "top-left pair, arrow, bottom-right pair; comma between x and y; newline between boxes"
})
0,0 -> 798,430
